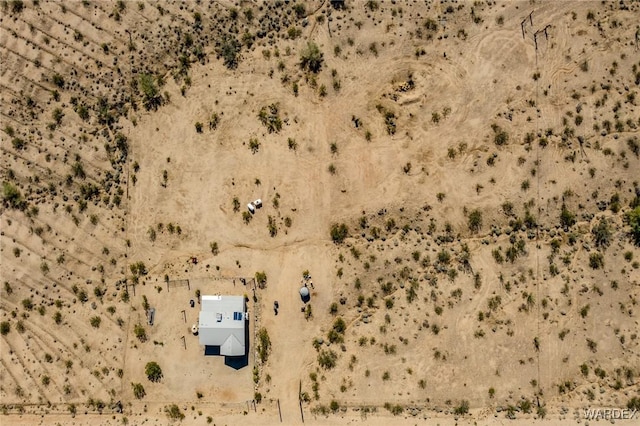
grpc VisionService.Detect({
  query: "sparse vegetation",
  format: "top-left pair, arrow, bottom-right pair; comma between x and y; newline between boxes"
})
145,361 -> 163,382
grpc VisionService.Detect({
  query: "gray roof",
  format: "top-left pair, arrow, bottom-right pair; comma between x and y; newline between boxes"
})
198,295 -> 246,356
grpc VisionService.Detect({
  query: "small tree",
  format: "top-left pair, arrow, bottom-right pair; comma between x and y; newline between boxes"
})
318,349 -> 337,369
257,327 -> 271,363
330,223 -> 348,243
138,74 -> 162,110
255,271 -> 267,287
164,404 -> 184,420
90,316 -> 101,328
626,206 -> 640,246
467,209 -> 482,233
559,204 -> 576,229
210,241 -> 219,255
131,382 -> 146,399
453,400 -> 469,415
217,36 -> 241,69
2,182 -> 25,210
0,321 -> 10,335
134,324 -> 147,342
145,361 -> 163,382
592,218 -> 612,249
300,41 -> 324,73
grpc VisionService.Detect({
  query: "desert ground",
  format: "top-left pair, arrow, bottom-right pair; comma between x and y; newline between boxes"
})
1,0 -> 639,425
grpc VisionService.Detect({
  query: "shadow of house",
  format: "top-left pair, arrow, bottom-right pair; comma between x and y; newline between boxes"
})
200,295 -> 249,369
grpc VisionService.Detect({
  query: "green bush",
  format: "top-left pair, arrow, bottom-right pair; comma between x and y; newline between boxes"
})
217,36 -> 241,69
467,209 -> 482,233
257,327 -> 271,363
134,324 -> 147,342
145,361 -> 163,382
318,349 -> 337,369
131,382 -> 145,399
164,404 -> 184,420
626,207 -> 640,246
559,204 -> 576,229
592,218 -> 611,249
330,223 -> 348,243
2,182 -> 25,210
300,42 -> 323,73
453,400 -> 469,415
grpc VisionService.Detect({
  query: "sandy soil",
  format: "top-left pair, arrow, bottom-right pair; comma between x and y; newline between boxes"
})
1,1 -> 639,425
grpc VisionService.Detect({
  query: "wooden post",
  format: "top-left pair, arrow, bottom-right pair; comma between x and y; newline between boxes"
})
182,310 -> 186,323
521,19 -> 526,39
181,335 -> 186,350
299,380 -> 305,423
277,399 -> 282,422
529,11 -> 533,26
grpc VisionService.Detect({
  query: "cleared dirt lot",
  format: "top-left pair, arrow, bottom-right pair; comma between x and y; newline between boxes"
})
1,0 -> 639,425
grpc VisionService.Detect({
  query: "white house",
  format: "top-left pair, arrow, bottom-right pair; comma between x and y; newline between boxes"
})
198,295 -> 247,356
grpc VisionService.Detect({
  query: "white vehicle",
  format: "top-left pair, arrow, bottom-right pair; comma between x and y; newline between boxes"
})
254,199 -> 262,208
247,203 -> 255,214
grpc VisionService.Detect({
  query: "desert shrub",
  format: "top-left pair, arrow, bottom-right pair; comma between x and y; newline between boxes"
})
559,204 -> 576,229
130,261 -> 147,276
22,298 -> 33,310
131,382 -> 145,399
164,404 -> 184,420
210,241 -> 219,255
145,361 -> 163,382
268,216 -> 277,237
384,110 -> 396,135
330,223 -> 348,243
300,41 -> 323,73
453,400 -> 469,415
249,137 -> 260,153
209,113 -> 220,130
0,321 -> 10,335
626,207 -> 640,246
592,218 -> 612,249
492,124 -> 509,146
318,349 -> 337,369
52,73 -> 64,87
580,363 -> 589,377
217,36 -> 241,69
134,324 -> 147,342
384,402 -> 404,415
138,74 -> 162,110
255,271 -> 267,287
90,316 -> 101,328
11,137 -> 25,150
467,209 -> 482,233
242,211 -> 252,224
588,253 -> 604,269
257,327 -> 271,363
2,182 -> 25,210
329,302 -> 338,315
258,104 -> 282,133
627,137 -> 639,157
